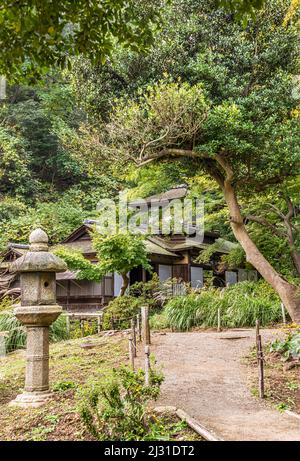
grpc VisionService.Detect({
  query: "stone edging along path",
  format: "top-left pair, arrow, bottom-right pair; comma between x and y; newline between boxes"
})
149,329 -> 300,441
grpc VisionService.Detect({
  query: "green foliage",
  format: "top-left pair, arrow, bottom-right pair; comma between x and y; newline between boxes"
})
0,297 -> 13,313
79,365 -> 164,441
217,0 -> 266,18
93,232 -> 152,279
271,332 -> 300,360
54,231 -> 151,293
0,311 -> 69,352
85,0 -> 299,290
53,246 -> 103,281
0,197 -> 86,251
53,380 -> 77,392
0,1 -> 163,81
275,402 -> 291,412
1,86 -> 78,191
103,296 -> 141,330
126,162 -> 192,201
129,273 -> 162,310
149,311 -> 170,330
164,281 -> 283,330
69,320 -> 99,339
0,127 -> 32,195
98,80 -> 208,164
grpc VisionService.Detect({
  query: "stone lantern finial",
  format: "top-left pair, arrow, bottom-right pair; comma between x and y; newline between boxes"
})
29,228 -> 49,251
9,228 -> 67,408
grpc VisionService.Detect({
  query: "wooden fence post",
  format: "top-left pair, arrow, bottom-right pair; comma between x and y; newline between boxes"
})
97,314 -> 102,334
0,333 -> 6,357
217,308 -> 221,332
141,305 -> 150,345
281,303 -> 287,325
256,319 -> 264,399
128,335 -> 135,370
136,313 -> 142,342
144,345 -> 150,386
131,317 -> 137,357
65,314 -> 70,337
110,316 -> 115,331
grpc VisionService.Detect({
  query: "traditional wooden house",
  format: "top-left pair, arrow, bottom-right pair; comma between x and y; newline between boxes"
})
0,186 -> 257,312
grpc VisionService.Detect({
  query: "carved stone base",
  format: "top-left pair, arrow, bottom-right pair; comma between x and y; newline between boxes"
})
9,391 -> 52,408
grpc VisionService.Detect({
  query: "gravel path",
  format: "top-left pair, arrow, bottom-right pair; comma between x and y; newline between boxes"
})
150,329 -> 300,441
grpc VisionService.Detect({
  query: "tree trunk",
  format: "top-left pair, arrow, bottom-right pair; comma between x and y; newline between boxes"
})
285,218 -> 300,276
120,273 -> 129,296
291,248 -> 300,276
223,181 -> 300,322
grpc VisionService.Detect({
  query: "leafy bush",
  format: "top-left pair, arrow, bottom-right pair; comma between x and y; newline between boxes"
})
69,319 -> 98,339
150,311 -> 170,330
270,332 -> 300,360
103,295 -> 141,330
0,311 -> 69,352
53,380 -> 77,392
164,281 -> 283,331
79,365 -> 164,441
129,273 -> 162,310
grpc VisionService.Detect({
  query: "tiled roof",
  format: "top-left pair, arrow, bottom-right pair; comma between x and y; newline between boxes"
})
129,185 -> 188,206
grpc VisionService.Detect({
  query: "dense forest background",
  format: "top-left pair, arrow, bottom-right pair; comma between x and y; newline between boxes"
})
0,0 -> 299,280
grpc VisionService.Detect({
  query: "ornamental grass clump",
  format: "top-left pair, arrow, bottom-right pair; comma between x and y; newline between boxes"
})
165,281 -> 283,331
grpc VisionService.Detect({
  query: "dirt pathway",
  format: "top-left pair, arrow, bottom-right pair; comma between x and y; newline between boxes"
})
149,329 -> 300,441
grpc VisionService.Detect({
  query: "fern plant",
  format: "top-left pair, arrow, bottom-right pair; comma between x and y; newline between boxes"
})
79,365 -> 164,441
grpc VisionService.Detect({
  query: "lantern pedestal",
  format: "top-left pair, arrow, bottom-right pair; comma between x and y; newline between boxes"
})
10,391 -> 53,408
10,304 -> 63,408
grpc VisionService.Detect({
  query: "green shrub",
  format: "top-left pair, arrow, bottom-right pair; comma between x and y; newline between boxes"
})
129,274 -> 187,311
0,311 -> 69,352
103,295 -> 141,330
150,311 -> 170,330
53,380 -> 77,392
270,332 -> 300,360
69,319 -> 98,339
164,281 -> 283,331
129,273 -> 162,310
78,365 -> 164,441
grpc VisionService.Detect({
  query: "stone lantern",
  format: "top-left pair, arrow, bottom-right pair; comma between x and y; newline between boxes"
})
9,228 -> 67,408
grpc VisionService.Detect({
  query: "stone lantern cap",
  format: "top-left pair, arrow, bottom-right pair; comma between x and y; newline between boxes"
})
9,228 -> 67,273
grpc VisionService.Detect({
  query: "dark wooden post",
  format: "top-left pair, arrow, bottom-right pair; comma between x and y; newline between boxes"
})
97,314 -> 102,334
144,345 -> 150,386
110,316 -> 115,330
256,319 -> 264,399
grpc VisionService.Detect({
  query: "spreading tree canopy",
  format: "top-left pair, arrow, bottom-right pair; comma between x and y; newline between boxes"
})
0,0 -> 163,80
86,0 -> 300,320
